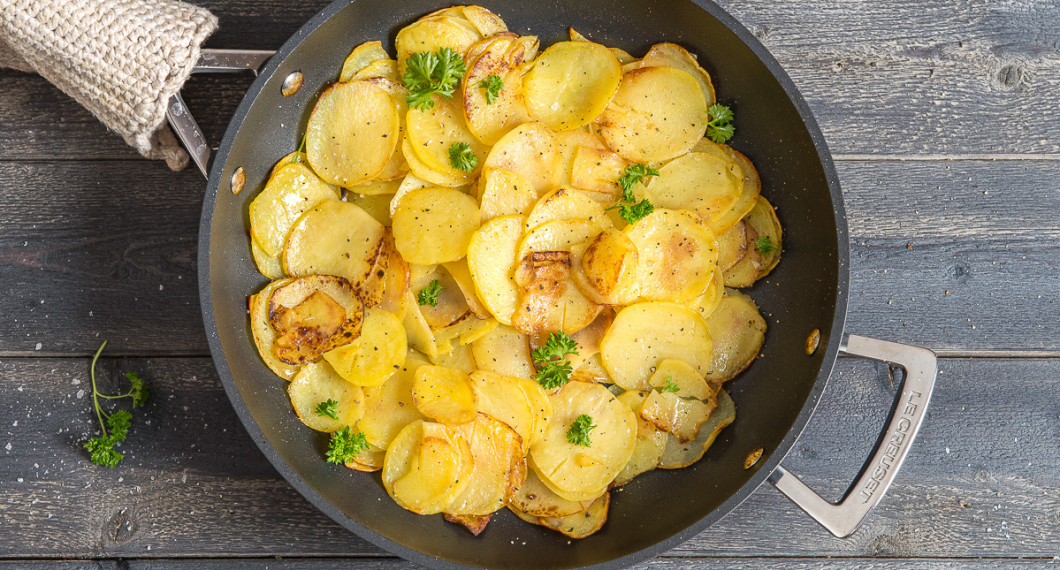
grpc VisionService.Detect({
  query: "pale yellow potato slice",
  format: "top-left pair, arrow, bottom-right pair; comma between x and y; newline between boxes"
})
525,186 -> 612,232
392,187 -> 481,265
358,351 -> 429,449
413,365 -> 478,425
569,145 -> 629,199
445,413 -> 527,516
691,138 -> 762,235
658,388 -> 735,469
570,228 -> 640,305
645,151 -> 744,234
703,291 -> 767,383
306,80 -> 398,186
724,196 -> 783,286
323,308 -> 407,386
339,41 -> 389,82
249,278 -> 299,380
345,441 -> 386,472
383,420 -> 474,515
467,215 -> 525,324
406,95 -> 489,178
477,167 -> 539,221
268,275 -> 365,365
441,260 -> 491,319
613,390 -> 667,486
566,310 -> 613,371
511,251 -> 602,336
403,290 -> 447,358
516,218 -> 604,261
250,162 -> 341,258
268,151 -> 306,179
599,302 -> 713,391
482,122 -> 563,195
469,370 -> 536,454
691,270 -> 724,320
631,43 -> 716,107
401,137 -> 471,188
510,468 -> 591,517
346,193 -> 393,228
390,173 -> 434,216
287,360 -> 365,432
648,358 -> 714,401
513,375 -> 552,448
470,324 -> 535,380
538,490 -> 609,539
433,312 -> 499,347
523,41 -> 622,131
625,208 -> 719,303
570,353 -> 611,384
463,33 -> 537,145
283,200 -> 386,287
409,264 -> 469,329
395,16 -> 481,76
639,389 -> 716,443
251,239 -> 284,280
715,218 -> 748,271
598,66 -> 708,163
378,236 -> 411,319
529,381 -> 637,502
361,77 -> 410,182
353,58 -> 399,82
460,5 -> 508,36
429,341 -> 477,374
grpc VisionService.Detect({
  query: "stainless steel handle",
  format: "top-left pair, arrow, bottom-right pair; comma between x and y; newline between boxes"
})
768,334 -> 937,537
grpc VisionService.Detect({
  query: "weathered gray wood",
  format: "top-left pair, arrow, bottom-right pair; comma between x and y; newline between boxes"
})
0,159 -> 1054,356
0,564 -> 117,570
1,356 -> 1057,558
125,558 -> 1060,569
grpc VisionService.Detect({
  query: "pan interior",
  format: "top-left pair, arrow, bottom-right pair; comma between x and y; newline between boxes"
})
200,0 -> 847,568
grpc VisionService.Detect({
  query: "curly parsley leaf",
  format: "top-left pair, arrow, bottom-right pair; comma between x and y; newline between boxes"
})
533,332 -> 579,390
478,74 -> 504,104
532,332 -> 579,364
82,341 -> 150,468
617,198 -> 655,224
125,371 -> 149,409
326,426 -> 369,464
448,142 -> 478,173
404,48 -> 467,111
84,437 -> 123,468
107,409 -> 133,442
706,103 -> 735,144
314,399 -> 340,421
536,360 -> 574,390
566,414 -> 597,447
417,279 -> 445,307
658,375 -> 681,393
755,235 -> 779,255
617,163 -> 660,200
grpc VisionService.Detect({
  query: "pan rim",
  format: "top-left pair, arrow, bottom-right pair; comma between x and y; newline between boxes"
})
198,0 -> 850,567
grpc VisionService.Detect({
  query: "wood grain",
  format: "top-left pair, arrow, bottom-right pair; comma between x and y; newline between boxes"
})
125,559 -> 1060,569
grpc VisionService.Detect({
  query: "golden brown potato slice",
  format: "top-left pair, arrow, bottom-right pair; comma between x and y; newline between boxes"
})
382,420 -> 475,515
525,186 -> 612,232
639,389 -> 716,443
566,310 -> 614,372
482,122 -> 563,195
441,260 -> 491,319
445,413 -> 527,516
467,215 -> 525,324
463,32 -> 537,145
524,41 -> 622,131
267,151 -> 306,179
392,187 -> 481,265
631,43 -> 716,107
469,370 -> 537,454
702,291 -> 767,383
537,491 -> 609,538
599,302 -> 713,391
691,138 -> 762,235
569,145 -> 629,199
510,468 -> 592,517
613,390 -> 667,486
477,167 -> 539,221
570,228 -> 640,305
512,251 -> 602,336
529,381 -> 637,502
353,58 -> 399,82
724,196 -> 783,286
470,324 -> 535,380
250,278 -> 299,380
406,95 -> 489,178
268,275 -> 365,365
287,360 -> 365,432
517,218 -> 604,261
658,388 -> 735,469
395,16 -> 482,76
249,162 -> 340,258
339,41 -> 389,82
355,229 -> 391,309
306,80 -> 399,186
251,239 -> 284,280
648,358 -> 714,401
598,66 -> 708,163
378,237 -> 411,318
401,137 -> 472,188
625,209 -> 719,303
283,200 -> 386,287
358,351 -> 429,449
413,365 -> 478,425
322,308 -> 407,386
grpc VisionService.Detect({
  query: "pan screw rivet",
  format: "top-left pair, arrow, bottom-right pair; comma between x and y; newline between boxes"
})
806,328 -> 821,355
282,71 -> 305,97
230,167 -> 246,195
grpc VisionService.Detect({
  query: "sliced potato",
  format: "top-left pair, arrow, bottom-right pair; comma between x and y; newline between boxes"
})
353,58 -> 399,82
249,278 -> 299,380
631,43 -> 716,107
403,290 -> 447,358
512,375 -> 552,448
613,390 -> 667,486
658,388 -> 735,469
306,80 -> 399,186
569,145 -> 629,199
463,33 -> 537,145
724,196 -> 782,286
639,389 -> 715,443
570,353 -> 611,384
691,138 -> 762,235
441,260 -> 491,319
392,187 -> 481,265
249,162 -> 341,258
444,513 -> 491,536
691,270 -> 724,320
715,219 -> 748,271
402,136 -> 471,188
378,236 -> 411,318
358,351 -> 429,449
434,312 -> 499,347
413,365 -> 478,425
477,167 -> 539,221
395,16 -> 482,76
429,341 -> 477,374
537,490 -> 609,539
471,324 -> 535,380
339,41 -> 389,82
356,228 -> 391,309
268,275 -> 365,365
409,264 -> 469,329
524,41 -> 622,131
625,209 -> 719,303
362,77 -> 410,181
323,308 -> 407,387
512,251 -> 602,336
283,200 -> 386,287
648,358 -> 714,401
469,370 -> 537,454
566,310 -> 614,371
347,193 -> 395,228
382,420 -> 474,515
529,381 -> 637,502
517,218 -> 604,261
525,186 -> 612,232
467,215 -> 525,324
510,468 -> 591,517
345,441 -> 386,472
599,302 -> 713,391
482,122 -> 563,195
445,413 -> 527,516
570,228 -> 640,305
251,239 -> 285,280
287,360 -> 365,432
406,95 -> 489,178
460,5 -> 508,36
645,151 -> 744,234
598,66 -> 708,163
703,291 -> 767,383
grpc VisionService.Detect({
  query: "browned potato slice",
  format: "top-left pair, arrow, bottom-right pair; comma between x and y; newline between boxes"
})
625,209 -> 719,303
401,137 -> 472,188
470,324 -> 535,380
639,389 -> 716,443
724,196 -> 783,286
525,186 -> 612,232
358,351 -> 429,449
406,95 -> 489,178
569,145 -> 629,199
571,353 -> 611,384
613,390 -> 667,486
355,228 -> 391,309
463,33 -> 537,145
645,151 -> 744,235
378,237 -> 411,318
392,187 -> 481,265
441,260 -> 491,319
510,468 -> 591,517
353,58 -> 399,82
249,278 -> 299,380
345,442 -> 386,472
444,513 -> 492,536
322,308 -> 407,386
395,16 -> 481,76
482,122 -> 563,195
306,80 -> 398,186
691,138 -> 762,235
251,239 -> 284,280
512,251 -> 602,336
477,167 -> 539,221
529,381 -> 637,502
339,41 -> 389,82
469,370 -> 537,454
268,275 -> 365,365
658,388 -> 735,469
648,358 -> 714,401
517,218 -> 603,261
599,302 -> 713,391
467,215 -> 525,324
283,200 -> 386,287
524,41 -> 622,131
413,365 -> 478,425
445,413 -> 527,516
382,420 -> 474,515
409,264 -> 469,329
598,66 -> 708,163
631,43 -> 716,107
249,162 -> 340,258
703,291 -> 767,383
570,228 -> 640,305
538,491 -> 609,538
287,360 -> 365,432
429,341 -> 477,374
566,310 -> 614,371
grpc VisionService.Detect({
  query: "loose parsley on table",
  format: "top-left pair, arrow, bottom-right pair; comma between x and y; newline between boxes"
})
417,279 -> 445,306
314,399 -> 340,421
82,341 -> 150,468
326,426 -> 369,464
448,142 -> 478,173
478,74 -> 504,104
532,332 -> 579,390
611,163 -> 659,224
403,48 -> 467,111
755,235 -> 779,255
566,414 -> 596,447
705,103 -> 735,144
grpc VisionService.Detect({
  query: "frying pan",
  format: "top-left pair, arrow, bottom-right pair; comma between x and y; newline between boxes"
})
193,0 -> 939,567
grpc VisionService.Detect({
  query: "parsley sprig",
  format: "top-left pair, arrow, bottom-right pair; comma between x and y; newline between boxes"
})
658,375 -> 680,393
755,235 -> 779,255
82,341 -> 150,468
403,48 -> 467,111
448,142 -> 478,173
478,74 -> 504,104
706,103 -> 735,143
611,163 -> 658,224
314,399 -> 340,421
566,414 -> 596,447
417,279 -> 445,306
326,426 -> 369,464
532,332 -> 579,390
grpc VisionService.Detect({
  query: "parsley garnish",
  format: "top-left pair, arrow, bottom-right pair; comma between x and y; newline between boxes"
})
756,235 -> 779,255
478,74 -> 504,104
448,142 -> 478,173
706,103 -> 735,144
611,163 -> 658,224
314,399 -> 340,421
417,279 -> 445,306
617,199 -> 655,224
403,48 -> 467,111
566,414 -> 596,447
659,375 -> 680,393
82,341 -> 150,468
326,426 -> 369,464
532,332 -> 579,390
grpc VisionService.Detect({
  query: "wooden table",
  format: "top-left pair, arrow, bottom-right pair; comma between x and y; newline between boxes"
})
2,1 -> 1058,568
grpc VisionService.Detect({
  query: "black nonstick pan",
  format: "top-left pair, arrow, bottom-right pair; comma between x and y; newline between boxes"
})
195,0 -> 938,567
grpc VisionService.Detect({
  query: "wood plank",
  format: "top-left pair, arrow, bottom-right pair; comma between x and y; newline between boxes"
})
1,356 -> 1057,558
0,159 -> 1054,356
0,564 -> 118,570
123,558 -> 1060,569
0,0 -> 1058,160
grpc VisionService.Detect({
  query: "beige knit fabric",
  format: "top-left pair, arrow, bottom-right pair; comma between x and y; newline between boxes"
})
0,0 -> 218,170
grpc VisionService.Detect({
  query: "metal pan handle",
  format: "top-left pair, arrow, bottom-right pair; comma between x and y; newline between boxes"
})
768,334 -> 937,537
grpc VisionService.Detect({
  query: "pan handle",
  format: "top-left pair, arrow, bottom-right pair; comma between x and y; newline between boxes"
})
767,334 -> 937,537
